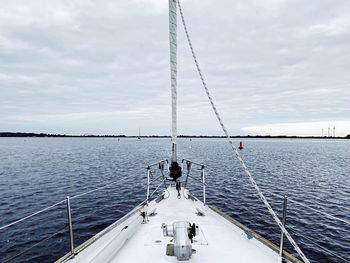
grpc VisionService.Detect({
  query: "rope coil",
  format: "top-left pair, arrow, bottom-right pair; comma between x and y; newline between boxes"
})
177,1 -> 310,262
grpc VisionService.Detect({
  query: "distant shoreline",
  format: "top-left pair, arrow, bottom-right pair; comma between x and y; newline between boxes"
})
1,132 -> 349,139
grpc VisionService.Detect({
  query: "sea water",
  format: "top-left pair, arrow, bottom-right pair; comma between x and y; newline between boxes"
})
0,137 -> 349,262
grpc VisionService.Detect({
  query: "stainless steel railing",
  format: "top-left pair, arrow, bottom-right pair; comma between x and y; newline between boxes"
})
145,159 -> 169,206
0,179 -> 147,263
66,196 -> 74,257
279,196 -> 287,259
182,159 -> 207,205
144,158 -> 208,207
262,189 -> 350,263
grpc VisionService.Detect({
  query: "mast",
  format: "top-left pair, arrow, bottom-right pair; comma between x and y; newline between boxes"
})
169,0 -> 177,164
168,0 -> 182,181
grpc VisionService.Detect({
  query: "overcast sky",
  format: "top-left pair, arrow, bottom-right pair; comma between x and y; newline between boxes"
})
1,0 -> 349,136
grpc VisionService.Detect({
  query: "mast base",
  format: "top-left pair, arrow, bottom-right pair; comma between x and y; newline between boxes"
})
169,161 -> 182,181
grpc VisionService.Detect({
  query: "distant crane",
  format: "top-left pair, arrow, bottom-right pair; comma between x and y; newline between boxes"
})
333,126 -> 336,137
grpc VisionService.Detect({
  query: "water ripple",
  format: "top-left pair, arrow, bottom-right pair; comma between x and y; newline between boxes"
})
0,137 -> 349,262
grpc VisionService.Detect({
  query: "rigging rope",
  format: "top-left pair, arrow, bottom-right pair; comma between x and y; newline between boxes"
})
177,1 -> 310,262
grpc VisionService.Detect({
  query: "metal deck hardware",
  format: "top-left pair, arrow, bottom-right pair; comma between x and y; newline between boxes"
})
279,196 -> 288,260
182,159 -> 207,205
66,196 -> 74,257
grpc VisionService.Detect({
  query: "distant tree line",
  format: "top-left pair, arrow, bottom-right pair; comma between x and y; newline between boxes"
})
0,132 -> 349,139
0,132 -> 126,137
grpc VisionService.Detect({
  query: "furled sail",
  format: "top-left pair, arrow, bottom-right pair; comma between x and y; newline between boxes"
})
169,0 -> 177,163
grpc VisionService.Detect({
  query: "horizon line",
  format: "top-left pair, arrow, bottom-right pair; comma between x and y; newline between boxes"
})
0,132 -> 349,139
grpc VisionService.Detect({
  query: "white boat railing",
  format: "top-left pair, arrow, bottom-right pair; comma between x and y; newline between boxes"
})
182,159 -> 207,205
0,179 -> 147,263
145,159 -> 169,206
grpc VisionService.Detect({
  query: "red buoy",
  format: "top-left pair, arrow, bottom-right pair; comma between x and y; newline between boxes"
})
238,141 -> 243,150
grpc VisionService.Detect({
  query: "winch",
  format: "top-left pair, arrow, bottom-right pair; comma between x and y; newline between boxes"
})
162,221 -> 199,261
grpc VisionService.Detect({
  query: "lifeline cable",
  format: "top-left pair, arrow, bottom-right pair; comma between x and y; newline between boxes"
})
290,228 -> 350,263
0,199 -> 66,231
177,1 -> 310,262
0,174 -> 139,231
2,225 -> 67,263
262,188 -> 350,226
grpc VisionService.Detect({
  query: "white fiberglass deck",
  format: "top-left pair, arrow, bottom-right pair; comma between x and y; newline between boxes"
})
59,186 -> 288,263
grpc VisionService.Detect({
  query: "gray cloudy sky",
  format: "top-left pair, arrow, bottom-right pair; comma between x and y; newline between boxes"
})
1,0 -> 350,136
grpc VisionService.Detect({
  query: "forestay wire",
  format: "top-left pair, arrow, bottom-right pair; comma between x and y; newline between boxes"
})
177,1 -> 310,262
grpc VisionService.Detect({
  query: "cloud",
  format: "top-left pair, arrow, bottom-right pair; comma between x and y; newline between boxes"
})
0,0 -> 350,135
